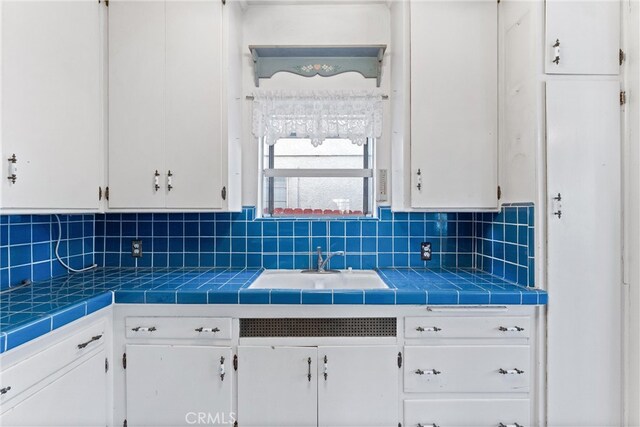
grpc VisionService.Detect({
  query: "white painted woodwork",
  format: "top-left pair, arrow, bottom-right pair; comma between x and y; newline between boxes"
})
409,0 -> 498,209
125,317 -> 232,340
108,0 -> 166,209
546,80 -> 622,426
125,345 -> 233,427
404,399 -> 530,427
0,349 -> 107,427
403,345 -> 530,393
165,0 -> 223,209
405,316 -> 530,339
317,346 -> 398,427
237,346 -> 318,427
545,1 -> 620,75
0,0 -> 101,210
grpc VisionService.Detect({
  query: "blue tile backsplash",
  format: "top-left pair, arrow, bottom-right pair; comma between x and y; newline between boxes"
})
0,204 -> 535,291
0,215 -> 96,291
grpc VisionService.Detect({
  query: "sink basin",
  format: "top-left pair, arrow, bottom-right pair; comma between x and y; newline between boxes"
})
249,270 -> 388,290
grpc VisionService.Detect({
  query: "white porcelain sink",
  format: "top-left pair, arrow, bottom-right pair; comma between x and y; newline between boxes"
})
249,270 -> 388,290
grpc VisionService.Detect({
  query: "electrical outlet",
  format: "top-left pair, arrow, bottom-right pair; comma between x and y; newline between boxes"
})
131,240 -> 142,258
421,242 -> 432,261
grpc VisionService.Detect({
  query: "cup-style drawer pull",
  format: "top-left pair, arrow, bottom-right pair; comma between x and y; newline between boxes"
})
498,368 -> 524,375
498,423 -> 523,427
0,386 -> 11,395
416,326 -> 441,332
415,369 -> 441,376
131,326 -> 156,332
195,327 -> 220,333
498,326 -> 525,332
77,334 -> 103,349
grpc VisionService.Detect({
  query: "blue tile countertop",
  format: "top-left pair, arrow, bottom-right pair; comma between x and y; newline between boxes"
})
0,267 -> 547,353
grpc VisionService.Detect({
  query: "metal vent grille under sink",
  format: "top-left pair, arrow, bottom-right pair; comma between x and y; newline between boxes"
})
239,318 -> 397,337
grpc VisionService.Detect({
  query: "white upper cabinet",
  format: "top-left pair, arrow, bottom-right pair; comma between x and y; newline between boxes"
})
0,1 -> 102,211
409,1 -> 498,210
108,0 -> 240,211
545,0 -> 620,75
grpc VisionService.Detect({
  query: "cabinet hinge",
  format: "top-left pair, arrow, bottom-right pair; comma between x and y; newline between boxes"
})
105,186 -> 110,201
620,49 -> 625,66
221,186 -> 227,201
105,357 -> 109,373
123,420 -> 127,427
122,353 -> 127,369
99,187 -> 103,201
621,91 -> 627,106
397,352 -> 402,368
497,185 -> 502,200
233,354 -> 238,371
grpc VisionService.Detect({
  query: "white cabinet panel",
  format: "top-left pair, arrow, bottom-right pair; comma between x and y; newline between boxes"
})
546,80 -> 622,426
404,399 -> 530,427
125,345 -> 233,427
1,0 -> 101,210
410,0 -> 498,209
237,346 -> 317,427
0,349 -> 107,427
165,0 -> 223,209
404,345 -> 529,393
317,346 -> 398,427
405,316 -> 530,339
545,1 -> 620,75
108,0 -> 166,209
125,316 -> 232,340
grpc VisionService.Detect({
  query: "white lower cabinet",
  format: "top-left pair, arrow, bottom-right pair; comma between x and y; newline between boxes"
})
237,345 -> 399,427
404,399 -> 530,427
125,345 -> 233,427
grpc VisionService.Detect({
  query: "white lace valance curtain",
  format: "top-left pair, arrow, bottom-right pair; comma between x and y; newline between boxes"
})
251,90 -> 383,147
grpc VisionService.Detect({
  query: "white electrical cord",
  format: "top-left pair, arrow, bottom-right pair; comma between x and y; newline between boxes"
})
54,214 -> 98,273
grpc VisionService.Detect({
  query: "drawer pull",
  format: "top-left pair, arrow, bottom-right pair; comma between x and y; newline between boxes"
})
307,357 -> 312,382
417,424 -> 439,427
498,326 -> 525,332
415,369 -> 441,376
219,356 -> 225,381
131,326 -> 156,332
77,334 -> 103,349
195,327 -> 220,333
323,355 -> 328,380
0,386 -> 11,395
416,326 -> 441,332
498,368 -> 524,375
498,423 -> 523,427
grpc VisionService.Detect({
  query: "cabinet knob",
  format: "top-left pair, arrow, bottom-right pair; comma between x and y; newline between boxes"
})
498,368 -> 524,375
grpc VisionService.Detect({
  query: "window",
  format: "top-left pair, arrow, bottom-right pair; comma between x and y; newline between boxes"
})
261,138 -> 374,217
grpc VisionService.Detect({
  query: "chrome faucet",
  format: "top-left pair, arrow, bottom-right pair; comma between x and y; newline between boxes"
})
316,246 -> 345,273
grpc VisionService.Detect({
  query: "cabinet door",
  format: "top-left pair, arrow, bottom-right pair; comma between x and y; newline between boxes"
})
318,346 -> 398,427
1,0 -> 101,210
546,81 -> 622,426
108,0 -> 165,209
125,345 -> 233,427
545,1 -> 620,75
165,0 -> 223,209
0,349 -> 107,427
410,1 -> 498,209
237,346 -> 317,427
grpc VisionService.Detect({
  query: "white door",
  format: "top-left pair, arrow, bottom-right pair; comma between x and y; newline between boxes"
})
0,349 -> 107,427
410,0 -> 498,209
317,346 -> 398,427
165,0 -> 223,209
108,0 -> 166,209
237,346 -> 317,427
546,80 -> 622,426
1,0 -> 101,210
545,1 -> 620,75
125,345 -> 233,427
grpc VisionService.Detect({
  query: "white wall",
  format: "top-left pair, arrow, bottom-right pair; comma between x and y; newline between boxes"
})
240,3 -> 391,206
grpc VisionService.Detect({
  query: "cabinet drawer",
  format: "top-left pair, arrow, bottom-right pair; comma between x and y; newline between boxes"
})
405,316 -> 530,339
125,317 -> 232,340
0,320 -> 106,404
404,345 -> 529,393
404,399 -> 530,427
